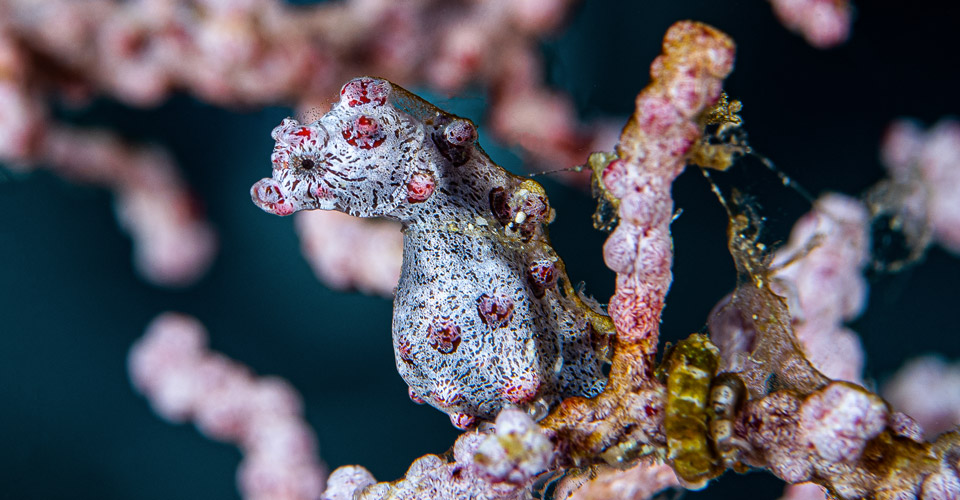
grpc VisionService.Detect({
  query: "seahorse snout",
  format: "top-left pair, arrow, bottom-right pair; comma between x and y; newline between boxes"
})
251,178 -> 296,216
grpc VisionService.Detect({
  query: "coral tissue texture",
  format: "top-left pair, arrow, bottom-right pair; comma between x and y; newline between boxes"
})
603,21 -> 735,350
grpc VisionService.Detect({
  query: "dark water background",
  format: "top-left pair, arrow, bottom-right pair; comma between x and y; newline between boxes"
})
1,1 -> 959,499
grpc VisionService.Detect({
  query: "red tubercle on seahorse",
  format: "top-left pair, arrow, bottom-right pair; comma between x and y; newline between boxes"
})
342,115 -> 385,149
340,78 -> 389,108
406,172 -> 435,203
428,318 -> 462,354
526,259 -> 558,298
476,293 -> 514,329
408,387 -> 426,404
502,374 -> 540,405
449,412 -> 477,430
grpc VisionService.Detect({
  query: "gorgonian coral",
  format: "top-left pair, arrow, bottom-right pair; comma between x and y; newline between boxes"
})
249,20 -> 960,500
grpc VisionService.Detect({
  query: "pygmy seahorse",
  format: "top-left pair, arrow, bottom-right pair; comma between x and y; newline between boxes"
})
251,77 -> 611,428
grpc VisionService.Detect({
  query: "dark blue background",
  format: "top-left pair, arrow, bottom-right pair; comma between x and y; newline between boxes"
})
2,1 -> 958,499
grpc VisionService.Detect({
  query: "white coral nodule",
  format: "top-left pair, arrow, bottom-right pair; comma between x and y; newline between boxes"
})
472,408 -> 555,484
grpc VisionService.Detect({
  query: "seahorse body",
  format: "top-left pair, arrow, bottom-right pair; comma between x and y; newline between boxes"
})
252,77 -> 608,427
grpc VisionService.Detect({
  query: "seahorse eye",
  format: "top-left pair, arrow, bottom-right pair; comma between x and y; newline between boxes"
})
301,158 -> 315,170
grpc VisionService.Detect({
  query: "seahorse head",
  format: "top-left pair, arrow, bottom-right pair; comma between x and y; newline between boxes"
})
251,77 -> 431,218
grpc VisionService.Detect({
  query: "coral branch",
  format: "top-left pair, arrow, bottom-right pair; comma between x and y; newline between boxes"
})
474,408 -> 556,484
294,211 -> 403,297
322,408 -> 553,500
706,193 -> 960,499
562,461 -> 679,500
869,118 -> 960,268
128,312 -> 326,500
539,21 -> 736,471
769,194 -> 869,383
734,380 -> 960,499
769,0 -> 853,48
605,21 -> 735,349
44,125 -> 217,286
0,25 -> 216,286
883,356 -> 960,440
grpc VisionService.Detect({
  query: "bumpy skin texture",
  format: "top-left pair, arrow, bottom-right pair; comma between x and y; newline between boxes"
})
252,77 -> 607,426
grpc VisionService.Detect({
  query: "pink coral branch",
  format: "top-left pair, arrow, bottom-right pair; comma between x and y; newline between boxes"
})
731,379 -> 960,499
43,125 -> 217,286
605,21 -> 735,349
771,194 -> 869,383
3,0 -> 603,172
883,356 -> 960,440
564,461 -> 679,500
711,193 -> 870,384
539,21 -> 736,472
877,118 -> 960,256
0,25 -> 216,286
128,312 -> 326,500
322,408 -> 554,500
294,211 -> 402,297
769,0 -> 853,48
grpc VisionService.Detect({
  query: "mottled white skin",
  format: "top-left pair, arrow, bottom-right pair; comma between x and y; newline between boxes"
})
252,77 -> 606,426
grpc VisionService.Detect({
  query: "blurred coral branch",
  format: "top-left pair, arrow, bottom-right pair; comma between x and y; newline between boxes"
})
538,22 -> 736,477
768,0 -> 853,49
0,0 -> 623,287
295,211 -> 402,297
129,312 -> 327,500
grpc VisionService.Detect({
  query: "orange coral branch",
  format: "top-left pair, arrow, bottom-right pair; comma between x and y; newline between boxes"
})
540,21 -> 736,468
